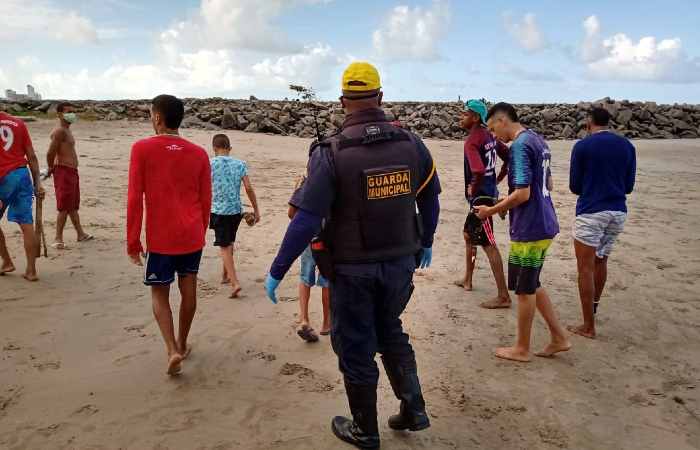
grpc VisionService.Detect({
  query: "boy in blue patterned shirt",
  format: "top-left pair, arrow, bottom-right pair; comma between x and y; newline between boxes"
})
210,134 -> 260,298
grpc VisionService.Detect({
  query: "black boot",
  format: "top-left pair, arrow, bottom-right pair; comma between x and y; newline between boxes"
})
331,382 -> 380,450
381,353 -> 431,431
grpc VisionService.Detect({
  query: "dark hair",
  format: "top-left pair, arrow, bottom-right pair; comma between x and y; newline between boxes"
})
588,107 -> 610,127
151,94 -> 184,129
486,102 -> 519,123
56,102 -> 74,113
212,134 -> 230,149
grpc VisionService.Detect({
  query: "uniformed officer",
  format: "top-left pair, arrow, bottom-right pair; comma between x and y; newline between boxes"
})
265,62 -> 441,450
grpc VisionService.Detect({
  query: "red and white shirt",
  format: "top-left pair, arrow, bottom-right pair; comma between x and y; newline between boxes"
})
0,112 -> 32,179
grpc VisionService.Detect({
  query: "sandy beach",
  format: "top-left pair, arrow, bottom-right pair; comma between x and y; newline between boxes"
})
1,119 -> 699,450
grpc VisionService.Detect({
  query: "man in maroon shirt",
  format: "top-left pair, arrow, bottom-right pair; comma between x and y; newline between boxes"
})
453,100 -> 511,309
127,95 -> 212,375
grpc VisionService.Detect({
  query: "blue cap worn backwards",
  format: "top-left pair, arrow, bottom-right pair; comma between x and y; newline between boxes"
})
465,99 -> 488,126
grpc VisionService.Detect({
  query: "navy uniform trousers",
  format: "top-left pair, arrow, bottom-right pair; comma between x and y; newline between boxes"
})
329,255 -> 416,386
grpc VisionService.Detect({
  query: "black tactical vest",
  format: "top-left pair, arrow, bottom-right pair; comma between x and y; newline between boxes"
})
322,109 -> 424,263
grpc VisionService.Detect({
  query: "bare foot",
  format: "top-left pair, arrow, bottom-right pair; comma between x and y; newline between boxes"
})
453,278 -> 473,291
567,324 -> 596,339
221,277 -> 230,284
480,296 -> 512,309
179,344 -> 192,360
0,263 -> 16,274
21,273 -> 39,282
534,339 -> 572,357
229,284 -> 242,298
166,353 -> 183,375
492,346 -> 531,362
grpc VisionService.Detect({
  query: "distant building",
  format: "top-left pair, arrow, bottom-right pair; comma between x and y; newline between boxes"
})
4,85 -> 41,101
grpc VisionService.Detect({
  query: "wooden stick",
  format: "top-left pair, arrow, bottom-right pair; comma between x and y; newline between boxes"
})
35,195 -> 47,258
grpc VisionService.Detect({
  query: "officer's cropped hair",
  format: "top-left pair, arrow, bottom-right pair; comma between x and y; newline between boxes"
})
212,134 -> 230,149
56,102 -> 74,113
588,107 -> 611,127
486,102 -> 519,123
151,94 -> 185,129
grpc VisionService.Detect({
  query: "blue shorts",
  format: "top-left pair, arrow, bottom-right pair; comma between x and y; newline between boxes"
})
300,245 -> 328,288
143,250 -> 203,286
0,167 -> 34,225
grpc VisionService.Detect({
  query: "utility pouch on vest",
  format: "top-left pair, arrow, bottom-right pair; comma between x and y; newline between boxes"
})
310,235 -> 334,282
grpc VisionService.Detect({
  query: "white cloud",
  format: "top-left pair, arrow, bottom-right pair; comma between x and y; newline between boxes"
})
579,16 -> 700,83
5,0 -> 346,99
101,0 -> 143,9
252,44 -> 345,92
372,0 -> 452,62
18,55 -> 43,69
52,12 -> 100,45
31,45 -> 345,100
159,0 -> 337,56
466,64 -> 481,75
579,16 -> 606,63
497,63 -> 562,82
411,71 -> 467,92
502,11 -> 548,54
0,69 -> 10,87
0,0 -> 101,44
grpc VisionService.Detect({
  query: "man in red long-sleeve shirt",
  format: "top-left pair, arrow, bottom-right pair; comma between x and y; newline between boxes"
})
127,94 -> 212,375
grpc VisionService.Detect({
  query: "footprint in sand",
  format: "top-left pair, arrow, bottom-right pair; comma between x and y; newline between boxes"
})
124,324 -> 146,333
537,425 -> 570,448
0,386 -> 23,419
114,350 -> 151,367
279,362 -> 335,392
70,404 -> 99,417
238,350 -> 277,362
35,361 -> 61,372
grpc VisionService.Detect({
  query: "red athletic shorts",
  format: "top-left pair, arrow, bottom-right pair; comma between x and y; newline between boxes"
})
53,165 -> 80,211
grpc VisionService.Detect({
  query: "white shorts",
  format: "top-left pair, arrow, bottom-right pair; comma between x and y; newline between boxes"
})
572,211 -> 627,258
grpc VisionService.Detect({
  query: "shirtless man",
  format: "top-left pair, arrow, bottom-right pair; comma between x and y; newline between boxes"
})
46,102 -> 91,249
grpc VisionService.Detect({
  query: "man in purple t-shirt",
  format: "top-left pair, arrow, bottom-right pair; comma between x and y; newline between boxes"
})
476,102 -> 571,362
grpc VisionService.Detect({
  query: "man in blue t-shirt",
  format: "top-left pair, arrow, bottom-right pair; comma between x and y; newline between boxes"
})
454,99 -> 512,310
568,107 -> 636,340
476,102 -> 571,362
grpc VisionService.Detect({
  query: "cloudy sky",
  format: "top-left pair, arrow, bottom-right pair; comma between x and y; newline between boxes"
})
1,0 -> 699,103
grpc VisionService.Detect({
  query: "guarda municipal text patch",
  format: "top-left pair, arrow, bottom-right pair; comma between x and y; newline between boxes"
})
366,170 -> 411,200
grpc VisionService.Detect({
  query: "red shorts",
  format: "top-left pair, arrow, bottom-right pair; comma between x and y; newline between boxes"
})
53,165 -> 80,211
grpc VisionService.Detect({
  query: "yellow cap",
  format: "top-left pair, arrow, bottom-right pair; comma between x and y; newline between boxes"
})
342,62 -> 381,92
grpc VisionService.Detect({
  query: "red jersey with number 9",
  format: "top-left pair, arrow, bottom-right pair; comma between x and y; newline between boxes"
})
0,112 -> 32,179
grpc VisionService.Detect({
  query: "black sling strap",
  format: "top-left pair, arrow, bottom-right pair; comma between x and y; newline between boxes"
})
334,128 -> 412,150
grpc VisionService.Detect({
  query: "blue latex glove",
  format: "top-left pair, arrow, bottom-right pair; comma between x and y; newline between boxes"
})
265,273 -> 281,304
419,247 -> 432,269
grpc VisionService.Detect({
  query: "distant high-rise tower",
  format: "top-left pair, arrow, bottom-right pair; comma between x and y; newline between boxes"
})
5,89 -> 15,99
27,85 -> 35,96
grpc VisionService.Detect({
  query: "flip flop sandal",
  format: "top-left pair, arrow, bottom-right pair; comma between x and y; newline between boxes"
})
297,328 -> 319,342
